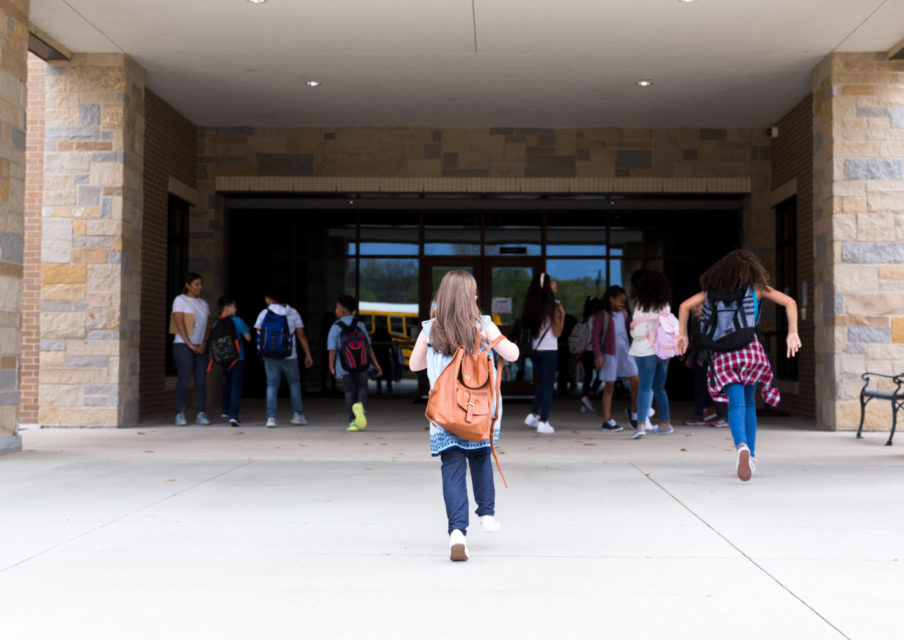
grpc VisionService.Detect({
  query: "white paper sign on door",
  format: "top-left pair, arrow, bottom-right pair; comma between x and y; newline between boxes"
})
492,297 -> 513,314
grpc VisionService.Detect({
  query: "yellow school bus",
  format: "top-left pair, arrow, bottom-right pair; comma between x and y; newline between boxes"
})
357,301 -> 419,366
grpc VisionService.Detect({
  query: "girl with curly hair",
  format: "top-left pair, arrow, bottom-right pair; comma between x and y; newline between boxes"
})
677,250 -> 801,482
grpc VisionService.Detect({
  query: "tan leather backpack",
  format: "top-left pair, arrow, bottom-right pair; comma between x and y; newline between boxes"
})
425,332 -> 507,486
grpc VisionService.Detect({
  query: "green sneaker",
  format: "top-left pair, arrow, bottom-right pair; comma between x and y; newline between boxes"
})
347,421 -> 360,432
352,402 -> 367,430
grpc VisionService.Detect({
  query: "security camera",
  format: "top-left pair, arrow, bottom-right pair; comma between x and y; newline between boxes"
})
766,126 -> 779,138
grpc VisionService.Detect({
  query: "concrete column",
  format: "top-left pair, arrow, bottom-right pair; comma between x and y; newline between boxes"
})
40,53 -> 144,427
812,52 -> 904,429
0,0 -> 28,453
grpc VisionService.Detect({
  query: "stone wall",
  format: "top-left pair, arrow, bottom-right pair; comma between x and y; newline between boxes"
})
39,53 -> 145,427
812,52 -> 904,430
772,96 -> 816,417
0,0 -> 28,452
192,126 -> 775,301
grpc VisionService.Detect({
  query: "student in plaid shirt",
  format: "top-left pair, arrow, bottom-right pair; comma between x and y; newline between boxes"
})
676,250 -> 801,482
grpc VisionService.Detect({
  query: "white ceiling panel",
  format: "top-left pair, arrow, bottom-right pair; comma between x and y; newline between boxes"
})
28,0 -> 904,127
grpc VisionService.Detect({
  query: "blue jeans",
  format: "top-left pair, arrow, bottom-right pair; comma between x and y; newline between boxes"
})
636,355 -> 670,426
263,358 -> 303,419
222,360 -> 244,420
725,383 -> 757,456
440,448 -> 494,535
530,350 -> 558,421
173,343 -> 206,413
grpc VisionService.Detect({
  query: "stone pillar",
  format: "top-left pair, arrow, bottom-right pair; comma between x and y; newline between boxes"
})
0,0 -> 28,453
40,53 -> 144,427
812,52 -> 904,429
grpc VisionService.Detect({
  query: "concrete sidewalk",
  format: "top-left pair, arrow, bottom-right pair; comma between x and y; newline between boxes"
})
1,398 -> 901,640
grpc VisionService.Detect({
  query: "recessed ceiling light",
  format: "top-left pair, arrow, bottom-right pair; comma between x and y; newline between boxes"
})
679,0 -> 696,3
247,0 -> 267,4
637,79 -> 652,87
306,80 -> 321,87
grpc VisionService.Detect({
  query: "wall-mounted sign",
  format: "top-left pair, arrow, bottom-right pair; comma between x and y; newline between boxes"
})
492,297 -> 513,314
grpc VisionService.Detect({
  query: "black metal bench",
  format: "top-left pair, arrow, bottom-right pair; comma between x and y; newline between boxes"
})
857,372 -> 904,446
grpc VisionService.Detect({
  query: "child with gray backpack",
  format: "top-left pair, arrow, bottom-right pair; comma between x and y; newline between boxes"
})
677,250 -> 801,482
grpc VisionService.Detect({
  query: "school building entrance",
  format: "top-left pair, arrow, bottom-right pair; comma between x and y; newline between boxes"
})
223,194 -> 741,399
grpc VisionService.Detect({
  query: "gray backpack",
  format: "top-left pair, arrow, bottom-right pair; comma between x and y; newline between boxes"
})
699,287 -> 757,353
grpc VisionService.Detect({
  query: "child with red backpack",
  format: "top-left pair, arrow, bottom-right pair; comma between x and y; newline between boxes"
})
677,250 -> 801,482
628,271 -> 677,438
408,271 -> 519,561
328,295 -> 383,432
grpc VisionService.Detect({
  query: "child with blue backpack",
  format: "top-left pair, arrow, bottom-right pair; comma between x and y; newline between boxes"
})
328,295 -> 383,432
677,250 -> 801,482
254,293 -> 314,428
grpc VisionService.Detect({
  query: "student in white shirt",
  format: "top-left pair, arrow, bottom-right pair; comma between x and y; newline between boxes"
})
171,272 -> 212,426
253,293 -> 314,427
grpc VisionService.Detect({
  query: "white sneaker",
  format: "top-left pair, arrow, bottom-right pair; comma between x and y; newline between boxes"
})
449,529 -> 469,561
736,444 -> 752,482
266,417 -> 278,428
174,411 -> 187,426
631,428 -> 646,439
537,421 -> 555,434
291,413 -> 308,425
580,396 -> 594,413
750,457 -> 757,477
195,412 -> 210,426
524,413 -> 540,428
480,515 -> 501,532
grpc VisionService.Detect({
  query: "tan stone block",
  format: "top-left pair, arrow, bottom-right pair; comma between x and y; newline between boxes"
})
39,368 -> 105,384
841,85 -> 875,95
845,292 -> 904,316
87,308 -> 120,331
833,181 -> 867,197
86,264 -> 121,292
892,317 -> 904,343
39,351 -> 65,368
81,248 -> 109,263
38,406 -> 60,426
834,214 -> 857,241
42,264 -> 87,285
878,265 -> 904,280
42,284 -> 87,301
841,197 -> 867,213
57,407 -> 119,427
857,212 -> 896,241
84,220 -> 123,236
835,264 -> 879,292
866,343 -> 904,361
43,312 -> 87,339
39,384 -> 83,407
89,162 -> 123,187
867,191 -> 904,213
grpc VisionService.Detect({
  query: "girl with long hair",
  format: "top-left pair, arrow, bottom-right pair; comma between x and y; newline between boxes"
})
677,250 -> 801,481
520,272 -> 565,434
171,272 -> 212,426
628,271 -> 674,439
592,285 -> 640,431
409,271 -> 519,561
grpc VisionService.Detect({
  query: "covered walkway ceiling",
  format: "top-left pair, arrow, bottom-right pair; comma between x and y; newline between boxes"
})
30,0 -> 904,127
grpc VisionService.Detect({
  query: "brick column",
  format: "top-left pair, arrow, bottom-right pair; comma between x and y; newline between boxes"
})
0,0 -> 28,453
40,53 -> 144,427
812,52 -> 904,429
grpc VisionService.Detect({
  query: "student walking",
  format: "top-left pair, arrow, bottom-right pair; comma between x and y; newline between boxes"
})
254,293 -> 314,427
677,250 -> 801,481
628,271 -> 674,438
521,273 -> 565,434
592,286 -> 640,432
682,302 -> 727,427
171,272 -> 212,426
328,295 -> 383,432
576,296 -> 603,412
211,297 -> 252,426
409,271 -> 519,561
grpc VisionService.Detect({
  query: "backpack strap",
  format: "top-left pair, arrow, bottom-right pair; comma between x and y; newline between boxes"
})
479,334 -> 508,488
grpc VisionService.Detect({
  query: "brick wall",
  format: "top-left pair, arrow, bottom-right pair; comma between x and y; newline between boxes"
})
20,51 -> 43,425
772,95 -> 816,417
140,90 -> 196,417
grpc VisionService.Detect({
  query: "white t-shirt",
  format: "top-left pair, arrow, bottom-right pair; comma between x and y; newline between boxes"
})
532,318 -> 558,352
254,304 -> 304,360
629,304 -> 669,358
172,295 -> 210,345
